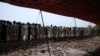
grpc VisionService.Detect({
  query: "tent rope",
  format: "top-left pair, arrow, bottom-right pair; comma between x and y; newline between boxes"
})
40,10 -> 51,56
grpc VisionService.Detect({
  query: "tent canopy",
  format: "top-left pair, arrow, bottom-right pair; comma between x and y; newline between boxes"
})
0,0 -> 100,24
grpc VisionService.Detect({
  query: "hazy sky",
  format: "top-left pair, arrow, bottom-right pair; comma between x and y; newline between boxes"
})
0,2 -> 96,27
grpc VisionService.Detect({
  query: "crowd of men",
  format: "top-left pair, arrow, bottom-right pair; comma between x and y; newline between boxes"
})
0,20 -> 100,42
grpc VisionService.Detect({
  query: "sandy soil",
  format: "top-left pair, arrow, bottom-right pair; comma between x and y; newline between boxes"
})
0,36 -> 100,56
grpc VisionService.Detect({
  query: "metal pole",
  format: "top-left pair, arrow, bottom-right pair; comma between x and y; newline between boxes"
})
74,17 -> 76,27
74,17 -> 77,37
40,10 -> 51,56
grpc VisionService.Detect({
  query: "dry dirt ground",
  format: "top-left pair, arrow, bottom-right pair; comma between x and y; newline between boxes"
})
0,36 -> 100,56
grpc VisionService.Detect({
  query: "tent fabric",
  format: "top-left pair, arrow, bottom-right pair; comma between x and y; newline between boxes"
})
0,0 -> 100,24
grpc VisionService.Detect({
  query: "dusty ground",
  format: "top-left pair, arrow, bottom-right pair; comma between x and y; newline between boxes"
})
0,36 -> 100,56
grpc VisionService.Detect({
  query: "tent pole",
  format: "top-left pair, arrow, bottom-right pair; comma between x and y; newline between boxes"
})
40,10 -> 51,56
74,17 -> 76,27
74,17 -> 77,37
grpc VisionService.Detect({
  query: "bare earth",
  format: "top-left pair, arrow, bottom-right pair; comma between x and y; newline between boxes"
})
0,36 -> 100,56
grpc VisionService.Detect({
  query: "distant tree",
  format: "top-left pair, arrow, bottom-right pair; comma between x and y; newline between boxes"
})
88,25 -> 92,28
93,25 -> 100,29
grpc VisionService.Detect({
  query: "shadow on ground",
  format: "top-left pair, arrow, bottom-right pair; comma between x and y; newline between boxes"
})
84,47 -> 100,56
0,36 -> 96,55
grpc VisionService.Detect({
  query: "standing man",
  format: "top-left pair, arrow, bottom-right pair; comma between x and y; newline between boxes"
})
2,20 -> 7,42
16,22 -> 22,41
27,22 -> 31,40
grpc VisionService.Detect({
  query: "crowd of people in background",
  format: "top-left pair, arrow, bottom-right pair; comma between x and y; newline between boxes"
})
0,20 -> 100,42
